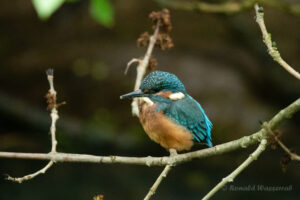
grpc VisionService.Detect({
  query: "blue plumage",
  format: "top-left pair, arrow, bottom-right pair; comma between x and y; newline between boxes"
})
153,93 -> 213,147
140,70 -> 186,93
121,70 -> 213,150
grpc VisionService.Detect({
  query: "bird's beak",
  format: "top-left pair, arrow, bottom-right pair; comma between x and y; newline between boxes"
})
120,89 -> 144,99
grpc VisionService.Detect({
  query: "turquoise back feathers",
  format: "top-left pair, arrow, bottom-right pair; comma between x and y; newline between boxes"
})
141,71 -> 213,147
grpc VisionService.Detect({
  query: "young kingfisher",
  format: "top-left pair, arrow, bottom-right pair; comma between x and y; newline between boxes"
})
121,71 -> 212,151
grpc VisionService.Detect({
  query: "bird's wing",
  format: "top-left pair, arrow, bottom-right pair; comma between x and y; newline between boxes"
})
164,95 -> 213,147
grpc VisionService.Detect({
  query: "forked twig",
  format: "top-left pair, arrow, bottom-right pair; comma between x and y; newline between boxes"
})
254,4 -> 300,80
5,69 -> 60,183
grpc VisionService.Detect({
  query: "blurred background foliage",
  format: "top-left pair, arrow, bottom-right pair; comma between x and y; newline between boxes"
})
32,0 -> 114,27
0,0 -> 299,199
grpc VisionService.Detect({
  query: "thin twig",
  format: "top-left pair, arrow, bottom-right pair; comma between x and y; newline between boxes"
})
157,0 -> 300,16
134,24 -> 160,91
46,68 -> 60,153
157,0 -> 255,14
276,139 -> 300,161
144,149 -> 177,200
130,24 -> 160,116
5,69 -> 60,183
47,69 -> 56,95
263,122 -> 300,161
144,165 -> 172,200
202,139 -> 268,200
254,4 -> 300,80
6,161 -> 54,183
1,98 -> 299,166
125,58 -> 141,75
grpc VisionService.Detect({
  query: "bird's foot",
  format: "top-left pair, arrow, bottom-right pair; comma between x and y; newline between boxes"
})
169,148 -> 177,157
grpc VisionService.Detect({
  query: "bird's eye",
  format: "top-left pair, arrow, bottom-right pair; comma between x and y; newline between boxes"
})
143,89 -> 156,94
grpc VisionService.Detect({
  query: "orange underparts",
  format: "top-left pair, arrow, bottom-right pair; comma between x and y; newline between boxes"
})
138,100 -> 193,151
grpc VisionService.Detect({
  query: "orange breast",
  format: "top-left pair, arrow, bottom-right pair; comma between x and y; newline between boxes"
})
138,100 -> 193,151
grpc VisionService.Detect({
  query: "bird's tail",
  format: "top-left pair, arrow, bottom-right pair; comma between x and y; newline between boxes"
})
205,138 -> 213,148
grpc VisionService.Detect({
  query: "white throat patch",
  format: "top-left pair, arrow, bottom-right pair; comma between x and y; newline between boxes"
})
138,97 -> 154,106
169,92 -> 185,100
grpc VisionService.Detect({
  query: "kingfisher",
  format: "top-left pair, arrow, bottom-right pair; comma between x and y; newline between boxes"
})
121,71 -> 212,151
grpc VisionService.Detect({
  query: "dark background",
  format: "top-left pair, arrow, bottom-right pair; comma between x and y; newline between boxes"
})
0,0 -> 299,199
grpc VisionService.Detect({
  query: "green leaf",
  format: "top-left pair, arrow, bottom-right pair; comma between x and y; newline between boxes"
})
32,0 -> 65,20
90,0 -> 114,27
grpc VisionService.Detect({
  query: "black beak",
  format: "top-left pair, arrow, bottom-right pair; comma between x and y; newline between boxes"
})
120,89 -> 145,99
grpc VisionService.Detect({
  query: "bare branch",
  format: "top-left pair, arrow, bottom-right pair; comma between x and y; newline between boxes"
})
157,0 -> 252,14
125,58 -> 141,75
46,68 -> 56,95
263,123 -> 300,161
276,140 -> 300,161
46,68 -> 60,153
134,25 -> 160,91
144,164 -> 172,200
126,9 -> 173,116
130,24 -> 160,116
254,4 -> 300,80
157,0 -> 300,16
144,149 -> 177,200
202,139 -> 268,200
6,69 -> 60,183
1,98 -> 299,166
6,161 -> 54,183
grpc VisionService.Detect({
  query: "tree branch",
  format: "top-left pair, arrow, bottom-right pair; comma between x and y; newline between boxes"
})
1,98 -> 299,166
46,69 -> 59,153
0,7 -> 298,199
125,9 -> 173,117
144,165 -> 172,200
202,139 -> 268,200
128,24 -> 160,116
254,4 -> 300,80
6,161 -> 54,183
263,123 -> 300,161
134,24 -> 160,92
276,139 -> 300,161
5,69 -> 60,183
144,149 -> 176,200
157,0 -> 300,16
157,0 -> 255,14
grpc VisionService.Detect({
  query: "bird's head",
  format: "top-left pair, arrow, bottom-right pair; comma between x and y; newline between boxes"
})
120,71 -> 186,100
